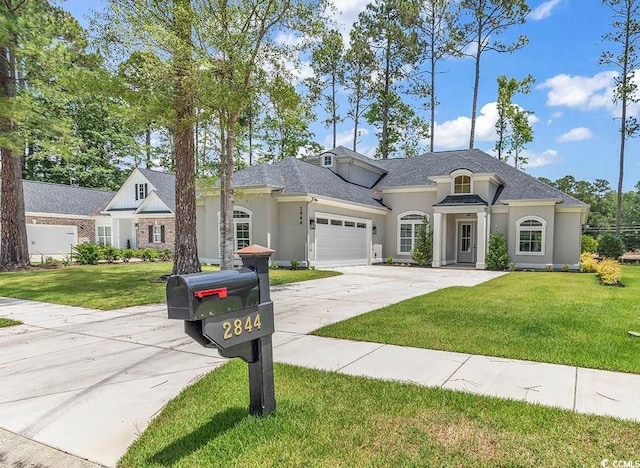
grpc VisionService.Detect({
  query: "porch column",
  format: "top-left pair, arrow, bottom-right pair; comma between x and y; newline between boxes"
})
432,212 -> 443,267
476,211 -> 487,269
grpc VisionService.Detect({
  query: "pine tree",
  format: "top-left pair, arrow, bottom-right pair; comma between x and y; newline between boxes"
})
411,216 -> 433,266
486,230 -> 510,270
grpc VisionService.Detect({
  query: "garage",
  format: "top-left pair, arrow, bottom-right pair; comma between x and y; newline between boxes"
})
27,224 -> 77,258
315,214 -> 370,266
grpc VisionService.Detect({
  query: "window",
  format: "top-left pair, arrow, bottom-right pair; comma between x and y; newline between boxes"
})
330,220 -> 343,226
135,183 -> 148,201
149,224 -> 165,243
517,217 -> 546,255
316,218 -> 329,225
321,155 -> 333,167
454,175 -> 471,194
234,209 -> 251,250
398,212 -> 428,254
98,226 -> 111,246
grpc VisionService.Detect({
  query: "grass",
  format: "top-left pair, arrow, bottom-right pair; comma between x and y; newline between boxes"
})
119,361 -> 640,467
0,318 -> 21,328
315,267 -> 640,374
0,262 -> 340,310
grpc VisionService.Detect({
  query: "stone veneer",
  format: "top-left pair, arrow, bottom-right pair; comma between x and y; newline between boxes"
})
137,217 -> 175,250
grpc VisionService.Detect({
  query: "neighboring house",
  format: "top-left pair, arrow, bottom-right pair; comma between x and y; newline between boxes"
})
196,147 -> 589,270
0,179 -> 114,259
101,168 -> 175,250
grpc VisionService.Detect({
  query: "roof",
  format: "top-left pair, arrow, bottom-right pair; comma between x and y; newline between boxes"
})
317,146 -> 387,171
436,194 -> 488,206
138,168 -> 176,211
232,158 -> 387,210
374,149 -> 587,207
0,179 -> 115,216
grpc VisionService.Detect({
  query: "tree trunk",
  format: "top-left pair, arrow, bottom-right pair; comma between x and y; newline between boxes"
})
219,113 -> 237,270
331,73 -> 337,148
381,37 -> 391,159
145,125 -> 151,168
429,10 -> 436,153
171,0 -> 200,275
353,90 -> 360,152
0,41 -> 30,269
469,32 -> 482,150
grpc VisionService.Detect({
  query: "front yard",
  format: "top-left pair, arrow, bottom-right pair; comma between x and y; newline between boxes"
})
315,266 -> 640,374
119,360 -> 639,467
0,262 -> 340,310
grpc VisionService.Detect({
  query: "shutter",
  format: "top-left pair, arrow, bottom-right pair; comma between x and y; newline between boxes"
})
144,183 -> 148,198
160,225 -> 165,243
135,184 -> 138,201
148,225 -> 153,243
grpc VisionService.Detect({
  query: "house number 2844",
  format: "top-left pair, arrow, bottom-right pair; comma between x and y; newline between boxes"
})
222,314 -> 261,340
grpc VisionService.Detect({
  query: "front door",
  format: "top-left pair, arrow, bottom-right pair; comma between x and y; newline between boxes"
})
458,222 -> 477,263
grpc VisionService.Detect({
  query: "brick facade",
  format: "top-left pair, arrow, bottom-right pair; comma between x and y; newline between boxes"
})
137,217 -> 175,250
26,215 -> 98,244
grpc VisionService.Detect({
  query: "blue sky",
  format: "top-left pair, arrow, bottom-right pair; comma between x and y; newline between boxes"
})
62,0 -> 640,190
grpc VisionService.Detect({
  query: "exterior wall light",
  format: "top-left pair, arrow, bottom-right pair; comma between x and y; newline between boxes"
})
372,225 -> 377,235
309,219 -> 316,229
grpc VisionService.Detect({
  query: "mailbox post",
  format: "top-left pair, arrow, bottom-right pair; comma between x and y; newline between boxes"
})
166,244 -> 276,416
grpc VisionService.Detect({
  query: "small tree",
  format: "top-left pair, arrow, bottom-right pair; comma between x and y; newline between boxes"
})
486,230 -> 510,270
581,234 -> 599,254
411,216 -> 432,266
597,232 -> 625,259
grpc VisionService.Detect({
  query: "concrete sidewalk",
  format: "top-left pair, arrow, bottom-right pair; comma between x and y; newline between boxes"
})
0,266 -> 639,467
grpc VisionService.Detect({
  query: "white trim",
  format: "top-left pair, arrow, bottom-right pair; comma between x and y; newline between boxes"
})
312,195 -> 389,215
515,215 -> 547,256
26,212 -> 95,220
135,191 -> 172,214
276,195 -> 313,203
434,205 -> 487,214
450,169 -> 473,195
455,219 -> 477,264
103,168 -> 147,212
502,199 -> 562,206
321,154 -> 334,167
397,210 -> 429,256
490,205 -> 509,214
380,186 -> 437,194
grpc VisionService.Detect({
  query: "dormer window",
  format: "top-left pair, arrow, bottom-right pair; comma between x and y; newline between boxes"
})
135,183 -> 148,201
454,175 -> 471,194
321,155 -> 333,167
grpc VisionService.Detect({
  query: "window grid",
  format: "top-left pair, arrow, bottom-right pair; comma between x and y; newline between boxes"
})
517,218 -> 545,255
153,225 -> 162,243
98,226 -> 111,246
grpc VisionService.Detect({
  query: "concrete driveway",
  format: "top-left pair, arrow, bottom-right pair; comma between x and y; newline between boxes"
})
0,266 -> 502,467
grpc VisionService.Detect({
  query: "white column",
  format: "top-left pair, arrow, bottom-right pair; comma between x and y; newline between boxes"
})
476,211 -> 487,269
432,212 -> 442,267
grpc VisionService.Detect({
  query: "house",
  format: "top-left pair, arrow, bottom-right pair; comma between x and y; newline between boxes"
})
196,147 -> 589,270
0,167 -> 176,260
101,168 -> 175,250
0,179 -> 114,259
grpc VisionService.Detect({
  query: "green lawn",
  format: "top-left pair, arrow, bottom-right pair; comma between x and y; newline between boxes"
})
0,262 -> 340,310
119,361 -> 640,467
315,267 -> 640,374
0,318 -> 20,328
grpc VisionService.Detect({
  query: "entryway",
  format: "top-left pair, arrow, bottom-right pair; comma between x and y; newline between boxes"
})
457,221 -> 477,263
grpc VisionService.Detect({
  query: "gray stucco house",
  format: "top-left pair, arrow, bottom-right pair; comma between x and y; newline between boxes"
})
197,147 -> 589,270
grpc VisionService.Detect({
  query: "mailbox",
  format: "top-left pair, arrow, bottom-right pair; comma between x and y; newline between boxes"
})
167,268 -> 260,321
166,245 -> 277,416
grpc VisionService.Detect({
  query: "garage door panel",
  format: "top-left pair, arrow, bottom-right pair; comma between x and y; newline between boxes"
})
316,216 -> 368,266
27,224 -> 77,257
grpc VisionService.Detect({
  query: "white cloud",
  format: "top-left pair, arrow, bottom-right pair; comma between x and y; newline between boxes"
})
434,102 -> 500,149
328,0 -> 370,43
556,127 -> 593,143
275,32 -> 307,48
323,127 -> 370,149
538,71 -> 617,110
529,0 -> 562,21
525,149 -> 560,168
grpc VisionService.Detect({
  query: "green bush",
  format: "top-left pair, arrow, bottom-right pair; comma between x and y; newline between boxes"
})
158,248 -> 173,261
597,258 -> 622,285
486,230 -> 510,270
597,233 -> 625,259
100,245 -> 121,263
121,249 -> 135,262
386,256 -> 393,264
141,248 -> 159,262
73,243 -> 101,265
580,252 -> 598,273
290,259 -> 299,270
411,216 -> 432,266
581,234 -> 598,254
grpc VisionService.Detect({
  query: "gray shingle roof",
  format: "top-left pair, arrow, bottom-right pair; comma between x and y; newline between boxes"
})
232,158 -> 387,210
0,179 -> 115,216
138,168 -> 175,211
319,146 -> 387,171
375,149 -> 587,206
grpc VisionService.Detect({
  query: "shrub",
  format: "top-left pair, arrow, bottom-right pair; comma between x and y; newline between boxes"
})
597,233 -> 625,259
289,259 -> 299,270
158,249 -> 173,261
141,248 -> 159,262
121,249 -> 135,262
580,252 -> 598,273
561,264 -> 570,272
411,216 -> 432,266
100,245 -> 121,263
486,230 -> 510,270
543,264 -> 554,272
386,256 -> 393,264
73,243 -> 101,265
269,260 -> 280,270
597,258 -> 622,286
581,234 -> 598,254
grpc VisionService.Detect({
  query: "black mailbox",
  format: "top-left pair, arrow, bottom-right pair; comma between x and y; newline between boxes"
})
166,245 -> 277,417
167,268 -> 260,321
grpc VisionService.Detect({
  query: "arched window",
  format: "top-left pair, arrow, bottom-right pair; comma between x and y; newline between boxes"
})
516,216 -> 546,255
397,211 -> 429,254
233,208 -> 252,250
454,175 -> 471,194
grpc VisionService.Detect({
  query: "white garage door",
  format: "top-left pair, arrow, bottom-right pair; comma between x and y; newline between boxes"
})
27,224 -> 77,258
315,216 -> 369,267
